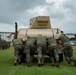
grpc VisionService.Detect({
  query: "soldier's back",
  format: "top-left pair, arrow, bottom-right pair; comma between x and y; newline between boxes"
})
37,36 -> 46,44
26,38 -> 36,45
13,38 -> 22,46
59,35 -> 70,44
48,38 -> 57,46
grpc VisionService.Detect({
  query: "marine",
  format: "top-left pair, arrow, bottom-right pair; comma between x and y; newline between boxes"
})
47,37 -> 59,67
37,36 -> 47,66
13,38 -> 25,66
24,37 -> 36,67
59,32 -> 74,65
57,38 -> 63,62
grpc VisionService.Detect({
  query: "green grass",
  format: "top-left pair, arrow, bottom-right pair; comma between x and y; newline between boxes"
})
0,46 -> 76,75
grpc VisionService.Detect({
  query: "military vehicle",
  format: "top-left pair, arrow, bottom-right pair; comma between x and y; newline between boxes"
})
14,16 -> 62,53
15,16 -> 61,39
14,16 -> 63,63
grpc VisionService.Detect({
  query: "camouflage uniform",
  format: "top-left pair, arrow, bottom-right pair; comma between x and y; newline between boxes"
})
59,35 -> 74,64
24,38 -> 36,67
13,38 -> 24,66
37,36 -> 47,66
57,39 -> 63,62
48,38 -> 59,67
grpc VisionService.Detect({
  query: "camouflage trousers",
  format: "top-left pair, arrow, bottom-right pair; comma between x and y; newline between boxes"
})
24,45 -> 35,63
63,43 -> 74,63
57,44 -> 63,54
37,44 -> 46,60
14,44 -> 24,61
48,45 -> 59,62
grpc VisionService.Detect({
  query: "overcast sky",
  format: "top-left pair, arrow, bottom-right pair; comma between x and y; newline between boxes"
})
0,0 -> 76,33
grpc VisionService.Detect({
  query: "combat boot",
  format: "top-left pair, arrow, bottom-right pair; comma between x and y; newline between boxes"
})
41,59 -> 44,66
55,61 -> 59,67
38,59 -> 41,67
27,62 -> 31,67
14,60 -> 17,66
18,61 -> 21,65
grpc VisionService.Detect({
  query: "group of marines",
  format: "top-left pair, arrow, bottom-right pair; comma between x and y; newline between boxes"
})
13,32 -> 75,67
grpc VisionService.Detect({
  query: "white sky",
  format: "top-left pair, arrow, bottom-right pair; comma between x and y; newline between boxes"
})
0,0 -> 76,33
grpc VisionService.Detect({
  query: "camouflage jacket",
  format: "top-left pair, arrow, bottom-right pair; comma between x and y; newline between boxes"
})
26,38 -> 36,46
59,35 -> 70,44
13,38 -> 23,46
37,36 -> 46,45
48,38 -> 57,46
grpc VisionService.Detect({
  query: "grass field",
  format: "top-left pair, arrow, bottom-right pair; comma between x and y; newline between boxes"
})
0,46 -> 76,75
